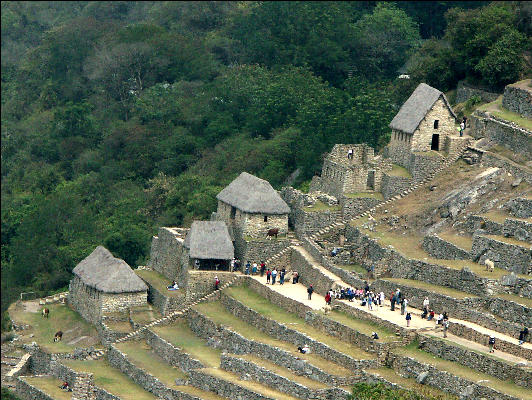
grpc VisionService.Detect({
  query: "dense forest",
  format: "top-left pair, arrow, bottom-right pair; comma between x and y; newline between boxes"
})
1,1 -> 531,330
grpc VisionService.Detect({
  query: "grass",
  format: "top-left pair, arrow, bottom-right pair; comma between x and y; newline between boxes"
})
63,359 -> 157,400
224,285 -> 375,359
394,342 -> 531,399
135,269 -> 184,298
383,278 -> 476,299
489,145 -> 531,166
304,200 -> 342,212
437,231 -> 473,252
412,150 -> 444,158
104,320 -> 133,333
7,302 -> 99,353
336,263 -> 368,275
388,164 -> 413,179
366,368 -> 458,400
343,192 -> 384,200
324,310 -> 396,342
115,341 -> 187,386
477,96 -> 532,130
22,376 -> 72,400
201,368 -> 300,400
130,305 -> 162,326
484,234 -> 531,248
153,321 -> 222,368
495,293 -> 532,308
192,301 -> 354,376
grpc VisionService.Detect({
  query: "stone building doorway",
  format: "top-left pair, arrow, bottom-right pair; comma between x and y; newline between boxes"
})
431,134 -> 440,151
366,170 -> 375,190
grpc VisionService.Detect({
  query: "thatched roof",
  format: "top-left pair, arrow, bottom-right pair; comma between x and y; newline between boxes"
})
184,221 -> 234,260
72,246 -> 147,293
216,172 -> 290,214
389,83 -> 456,134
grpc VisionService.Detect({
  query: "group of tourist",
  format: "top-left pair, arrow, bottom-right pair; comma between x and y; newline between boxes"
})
265,267 -> 288,285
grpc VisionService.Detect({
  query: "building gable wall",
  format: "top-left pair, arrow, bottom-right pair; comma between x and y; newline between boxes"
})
411,97 -> 456,152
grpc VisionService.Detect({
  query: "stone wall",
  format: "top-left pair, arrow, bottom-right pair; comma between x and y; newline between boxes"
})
455,81 -> 500,104
100,291 -> 146,315
380,174 -> 412,200
185,271 -> 235,304
234,234 -> 291,266
470,111 -> 532,157
454,214 -> 503,235
15,376 -> 59,400
411,98 -> 457,152
68,276 -> 102,324
296,208 -> 340,237
52,363 -> 122,400
480,151 -> 532,185
504,218 -> 532,243
421,234 -> 470,260
144,329 -> 204,371
502,81 -> 532,118
340,197 -> 382,220
290,247 -> 337,296
470,234 -> 531,275
390,354 -> 519,400
505,197 -> 532,219
149,227 -> 188,284
144,278 -> 184,316
409,151 -> 445,182
486,297 -> 532,327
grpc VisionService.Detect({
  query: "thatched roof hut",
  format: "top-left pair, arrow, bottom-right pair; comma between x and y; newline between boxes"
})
389,83 -> 456,134
72,246 -> 147,293
216,172 -> 290,215
184,221 -> 234,260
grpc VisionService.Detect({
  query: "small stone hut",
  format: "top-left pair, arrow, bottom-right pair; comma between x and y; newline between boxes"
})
68,246 -> 147,324
184,221 -> 234,270
387,83 -> 457,166
216,172 -> 290,239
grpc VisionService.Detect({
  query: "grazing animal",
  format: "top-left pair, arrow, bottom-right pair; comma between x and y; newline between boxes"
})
484,259 -> 494,272
54,331 -> 63,342
42,308 -> 49,318
322,305 -> 332,315
267,228 -> 279,239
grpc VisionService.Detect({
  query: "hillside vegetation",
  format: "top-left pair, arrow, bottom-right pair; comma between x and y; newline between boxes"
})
1,1 -> 530,330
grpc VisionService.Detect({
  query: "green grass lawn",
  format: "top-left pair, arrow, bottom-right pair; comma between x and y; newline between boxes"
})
63,359 -> 157,400
484,234 -> 531,248
366,368 -> 457,400
343,192 -> 384,200
224,285 -> 375,359
104,320 -> 133,333
135,269 -> 183,298
495,292 -> 532,308
477,96 -> 532,131
193,301 -> 354,376
153,321 -> 222,368
336,263 -> 368,275
130,305 -> 162,326
383,278 -> 476,299
393,342 -> 531,399
22,376 -> 72,400
437,231 -> 473,251
8,302 -> 99,353
304,200 -> 342,212
115,341 -> 187,386
388,164 -> 413,179
324,310 -> 396,342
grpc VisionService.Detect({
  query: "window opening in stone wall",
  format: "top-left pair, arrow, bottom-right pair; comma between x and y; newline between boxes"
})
264,215 -> 268,222
434,120 -> 439,129
366,170 -> 375,190
431,134 -> 440,151
230,206 -> 236,219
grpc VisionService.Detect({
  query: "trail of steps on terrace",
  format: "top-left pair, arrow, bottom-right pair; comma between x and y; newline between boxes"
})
392,343 -> 532,400
62,358 -> 158,400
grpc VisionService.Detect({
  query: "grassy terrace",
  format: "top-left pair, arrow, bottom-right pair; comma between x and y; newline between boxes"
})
324,310 -> 396,342
22,376 -> 73,400
135,268 -> 184,298
366,368 -> 457,400
224,285 -> 376,358
481,210 -> 530,224
130,304 -> 162,326
104,320 -> 133,333
489,145 -> 531,166
477,96 -> 532,131
495,293 -> 532,308
484,234 -> 531,248
8,303 -> 99,353
336,263 -> 368,276
383,278 -> 476,299
192,301 -> 355,376
153,321 -> 222,367
388,164 -> 412,178
115,341 -> 187,386
63,359 -> 157,400
304,200 -> 342,212
201,368 -> 300,400
393,343 -> 531,399
343,191 -> 384,200
438,231 -> 473,251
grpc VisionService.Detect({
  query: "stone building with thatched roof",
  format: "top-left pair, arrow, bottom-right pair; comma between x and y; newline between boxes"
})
68,246 -> 147,324
387,83 -> 458,167
184,221 -> 234,270
216,172 -> 290,239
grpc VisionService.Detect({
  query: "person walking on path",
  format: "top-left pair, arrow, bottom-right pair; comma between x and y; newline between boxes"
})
280,268 -> 286,285
252,263 -> 257,275
260,262 -> 266,277
406,312 -> 412,327
390,293 -> 396,311
367,292 -> 373,311
214,276 -> 220,290
400,298 -> 406,315
423,297 -> 429,314
307,284 -> 314,300
266,268 -> 271,284
403,298 -> 408,315
379,291 -> 385,307
245,262 -> 250,275
325,291 -> 331,305
459,121 -> 465,137
292,271 -> 299,284
489,336 -> 496,353
443,319 -> 449,337
271,268 -> 277,285
519,327 -> 529,345
395,288 -> 401,306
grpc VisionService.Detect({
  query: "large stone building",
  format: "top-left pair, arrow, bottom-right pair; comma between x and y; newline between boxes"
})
68,246 -> 148,324
184,221 -> 234,271
216,172 -> 290,239
387,82 -> 458,168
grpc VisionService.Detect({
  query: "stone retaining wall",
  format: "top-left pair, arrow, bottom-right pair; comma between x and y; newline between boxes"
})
381,174 -> 412,201
422,234 -> 470,260
506,197 -> 532,219
235,234 -> 291,266
340,197 -> 382,220
471,234 -> 531,275
481,151 -> 532,185
504,218 -> 532,243
455,81 -> 500,104
455,214 -> 503,235
145,278 -> 183,316
503,82 -> 532,118
15,376 -> 57,400
418,335 -> 532,388
186,271 -> 234,304
187,309 -> 358,386
486,297 -> 531,327
290,247 -> 337,296
144,329 -> 204,371
409,152 -> 444,183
